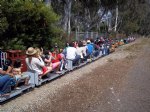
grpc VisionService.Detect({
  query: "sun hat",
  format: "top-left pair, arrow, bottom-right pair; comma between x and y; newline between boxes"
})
26,47 -> 37,55
87,40 -> 91,43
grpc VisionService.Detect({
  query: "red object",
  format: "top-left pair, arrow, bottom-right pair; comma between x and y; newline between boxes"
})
6,50 -> 27,72
42,66 -> 48,74
51,53 -> 62,63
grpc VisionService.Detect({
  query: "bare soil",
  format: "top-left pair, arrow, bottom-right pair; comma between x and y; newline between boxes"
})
0,38 -> 149,112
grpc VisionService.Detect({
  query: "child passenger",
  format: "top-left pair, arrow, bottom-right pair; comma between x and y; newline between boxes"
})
12,67 -> 30,89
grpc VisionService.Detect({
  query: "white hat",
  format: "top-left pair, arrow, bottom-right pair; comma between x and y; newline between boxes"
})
87,40 -> 91,43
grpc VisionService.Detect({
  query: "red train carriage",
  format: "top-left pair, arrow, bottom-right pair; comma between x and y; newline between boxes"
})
6,50 -> 27,72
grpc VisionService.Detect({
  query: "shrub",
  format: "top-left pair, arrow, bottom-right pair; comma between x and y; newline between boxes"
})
0,0 -> 61,50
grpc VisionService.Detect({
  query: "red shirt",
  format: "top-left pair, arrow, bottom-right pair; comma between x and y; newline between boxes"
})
51,53 -> 62,63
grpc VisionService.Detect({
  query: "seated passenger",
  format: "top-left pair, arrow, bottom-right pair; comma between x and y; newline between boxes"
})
13,59 -> 22,68
35,48 -> 52,76
90,39 -> 100,57
25,47 -> 47,78
51,47 -> 63,73
11,68 -> 30,89
0,69 -> 15,96
43,49 -> 62,74
74,41 -> 78,48
42,50 -> 54,72
82,40 -> 88,59
86,40 -> 94,58
76,41 -> 84,60
66,42 -> 81,66
62,42 -> 69,57
2,58 -> 13,74
59,49 -> 66,70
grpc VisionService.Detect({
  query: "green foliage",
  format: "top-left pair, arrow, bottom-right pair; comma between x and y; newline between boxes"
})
117,0 -> 150,35
0,17 -> 8,34
123,21 -> 139,34
100,22 -> 108,33
139,12 -> 150,35
51,35 -> 65,49
0,0 -> 61,50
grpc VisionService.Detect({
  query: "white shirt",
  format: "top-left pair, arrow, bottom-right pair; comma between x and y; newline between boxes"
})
66,47 -> 77,60
25,57 -> 45,74
76,47 -> 84,58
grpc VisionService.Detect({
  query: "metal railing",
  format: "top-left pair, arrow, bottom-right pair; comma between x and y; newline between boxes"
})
74,32 -> 107,40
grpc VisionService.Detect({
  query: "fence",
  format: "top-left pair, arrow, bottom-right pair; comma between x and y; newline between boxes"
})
74,32 -> 108,41
63,32 -> 108,42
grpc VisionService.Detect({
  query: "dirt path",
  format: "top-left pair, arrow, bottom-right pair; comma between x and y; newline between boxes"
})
0,38 -> 149,112
91,38 -> 150,112
118,41 -> 150,112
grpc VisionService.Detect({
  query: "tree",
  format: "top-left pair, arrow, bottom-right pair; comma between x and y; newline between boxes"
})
116,0 -> 150,35
0,0 -> 61,49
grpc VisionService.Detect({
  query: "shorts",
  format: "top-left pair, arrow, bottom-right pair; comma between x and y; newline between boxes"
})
14,74 -> 30,81
52,62 -> 61,69
42,66 -> 48,74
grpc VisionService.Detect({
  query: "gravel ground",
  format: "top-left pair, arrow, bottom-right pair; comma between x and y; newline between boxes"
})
0,38 -> 147,112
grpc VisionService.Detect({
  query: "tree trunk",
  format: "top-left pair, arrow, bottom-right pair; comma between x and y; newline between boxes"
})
67,1 -> 72,35
114,5 -> 118,32
88,9 -> 106,31
63,0 -> 72,35
63,3 -> 68,32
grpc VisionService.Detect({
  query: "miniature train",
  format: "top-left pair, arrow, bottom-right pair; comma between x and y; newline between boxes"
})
0,37 -> 135,103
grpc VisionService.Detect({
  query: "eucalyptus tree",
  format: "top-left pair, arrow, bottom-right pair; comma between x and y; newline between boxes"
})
72,0 -> 126,32
50,0 -> 120,33
73,0 -> 103,31
51,0 -> 73,36
99,0 -> 126,32
117,0 -> 150,35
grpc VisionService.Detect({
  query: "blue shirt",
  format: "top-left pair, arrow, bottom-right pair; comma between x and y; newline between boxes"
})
87,44 -> 94,54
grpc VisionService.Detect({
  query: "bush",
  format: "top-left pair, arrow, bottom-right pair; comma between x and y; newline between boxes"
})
0,0 -> 61,50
